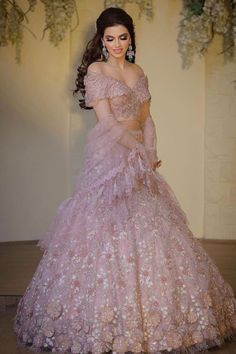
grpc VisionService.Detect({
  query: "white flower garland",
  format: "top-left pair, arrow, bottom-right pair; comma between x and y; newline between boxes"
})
178,0 -> 236,68
0,0 -> 235,67
0,0 -> 78,63
104,0 -> 153,20
41,0 -> 77,46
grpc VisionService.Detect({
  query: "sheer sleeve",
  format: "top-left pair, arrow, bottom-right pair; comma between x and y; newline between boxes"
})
141,100 -> 159,165
84,70 -> 150,161
143,115 -> 158,158
84,71 -> 108,107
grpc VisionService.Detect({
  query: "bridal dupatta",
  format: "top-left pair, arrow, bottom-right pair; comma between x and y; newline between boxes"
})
37,71 -> 188,251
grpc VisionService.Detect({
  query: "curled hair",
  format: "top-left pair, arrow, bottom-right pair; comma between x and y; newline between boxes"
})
73,7 -> 136,109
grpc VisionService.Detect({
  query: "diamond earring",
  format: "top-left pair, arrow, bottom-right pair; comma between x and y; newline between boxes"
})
102,43 -> 108,60
127,43 -> 134,62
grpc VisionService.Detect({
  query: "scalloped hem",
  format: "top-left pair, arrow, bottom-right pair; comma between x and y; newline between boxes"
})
15,330 -> 236,353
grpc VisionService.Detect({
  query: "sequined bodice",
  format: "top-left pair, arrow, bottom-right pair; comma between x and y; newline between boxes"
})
84,71 -> 151,121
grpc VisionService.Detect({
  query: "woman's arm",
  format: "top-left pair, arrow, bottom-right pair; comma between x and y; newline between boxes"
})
141,101 -> 162,170
92,96 -> 150,161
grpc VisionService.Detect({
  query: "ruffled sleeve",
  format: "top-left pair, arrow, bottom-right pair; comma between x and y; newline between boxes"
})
84,71 -> 109,107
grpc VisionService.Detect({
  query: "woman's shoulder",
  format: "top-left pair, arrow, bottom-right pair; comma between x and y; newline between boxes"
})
130,62 -> 145,77
87,61 -> 105,74
87,61 -> 145,76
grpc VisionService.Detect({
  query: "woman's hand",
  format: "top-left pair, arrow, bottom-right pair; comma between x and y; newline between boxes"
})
152,159 -> 162,170
145,148 -> 162,171
134,133 -> 162,170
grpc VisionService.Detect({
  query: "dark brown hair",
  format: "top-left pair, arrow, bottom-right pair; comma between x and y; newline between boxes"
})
73,7 -> 136,109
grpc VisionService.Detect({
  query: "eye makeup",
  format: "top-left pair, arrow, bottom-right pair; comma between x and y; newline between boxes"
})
104,33 -> 129,41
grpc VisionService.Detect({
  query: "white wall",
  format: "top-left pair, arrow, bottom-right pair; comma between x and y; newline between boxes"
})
0,0 -> 206,242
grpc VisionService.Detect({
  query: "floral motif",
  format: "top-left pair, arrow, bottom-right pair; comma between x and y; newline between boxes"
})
147,311 -> 161,327
71,340 -> 83,353
154,328 -> 164,341
46,301 -> 63,319
41,322 -> 55,337
102,329 -> 113,343
71,318 -> 82,333
219,323 -> 227,335
204,326 -> 218,340
225,298 -> 235,316
230,315 -> 236,328
33,333 -> 44,347
83,322 -> 90,333
22,332 -> 30,343
166,332 -> 183,349
112,335 -> 129,352
174,312 -> 185,325
126,318 -> 139,330
202,292 -> 213,307
192,330 -> 203,343
132,341 -> 143,352
100,305 -> 115,323
55,334 -> 71,351
187,310 -> 198,323
183,334 -> 194,346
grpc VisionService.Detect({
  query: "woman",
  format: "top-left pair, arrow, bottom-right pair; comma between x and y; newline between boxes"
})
14,7 -> 236,354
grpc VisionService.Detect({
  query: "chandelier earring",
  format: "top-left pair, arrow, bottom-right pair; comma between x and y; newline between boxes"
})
127,43 -> 134,62
102,42 -> 109,60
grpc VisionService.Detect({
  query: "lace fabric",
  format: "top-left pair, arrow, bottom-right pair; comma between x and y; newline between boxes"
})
84,69 -> 158,166
84,70 -> 151,119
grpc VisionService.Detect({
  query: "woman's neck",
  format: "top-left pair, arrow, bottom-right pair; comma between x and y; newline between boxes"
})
106,56 -> 128,71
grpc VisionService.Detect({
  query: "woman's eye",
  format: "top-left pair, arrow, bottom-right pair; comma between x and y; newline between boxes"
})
105,36 -> 128,42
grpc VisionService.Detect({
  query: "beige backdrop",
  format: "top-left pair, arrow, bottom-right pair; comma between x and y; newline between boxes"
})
0,0 -> 235,243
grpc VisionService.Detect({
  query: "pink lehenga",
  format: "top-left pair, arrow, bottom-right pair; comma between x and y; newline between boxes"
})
14,70 -> 236,354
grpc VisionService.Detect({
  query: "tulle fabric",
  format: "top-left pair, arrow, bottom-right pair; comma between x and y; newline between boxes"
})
36,119 -> 187,252
14,70 -> 236,353
14,119 -> 236,353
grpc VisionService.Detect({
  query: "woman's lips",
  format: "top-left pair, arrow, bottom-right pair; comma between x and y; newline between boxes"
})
113,48 -> 123,54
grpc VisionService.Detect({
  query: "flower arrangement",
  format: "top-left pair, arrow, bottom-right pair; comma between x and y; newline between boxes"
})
0,0 -> 78,63
104,0 -> 153,20
178,0 -> 236,68
41,0 -> 77,45
0,0 -> 235,67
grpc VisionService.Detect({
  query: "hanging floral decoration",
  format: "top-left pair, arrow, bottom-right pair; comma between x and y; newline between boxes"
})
0,0 -> 78,63
41,0 -> 78,45
104,0 -> 153,21
0,0 -> 236,68
178,0 -> 236,68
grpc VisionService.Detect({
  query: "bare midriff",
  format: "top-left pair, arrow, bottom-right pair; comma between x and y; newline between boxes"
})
119,119 -> 144,143
119,120 -> 141,130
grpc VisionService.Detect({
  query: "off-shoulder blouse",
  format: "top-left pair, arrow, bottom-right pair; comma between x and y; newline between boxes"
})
84,70 -> 151,121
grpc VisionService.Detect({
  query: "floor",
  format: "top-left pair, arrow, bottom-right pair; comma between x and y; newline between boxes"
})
0,239 -> 236,354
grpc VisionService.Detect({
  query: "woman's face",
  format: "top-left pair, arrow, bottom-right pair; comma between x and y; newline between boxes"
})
102,24 -> 131,60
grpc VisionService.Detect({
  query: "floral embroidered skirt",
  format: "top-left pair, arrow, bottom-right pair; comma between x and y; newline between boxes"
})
14,122 -> 236,353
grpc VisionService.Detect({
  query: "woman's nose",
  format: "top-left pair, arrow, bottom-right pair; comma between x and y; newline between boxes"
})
114,38 -> 120,47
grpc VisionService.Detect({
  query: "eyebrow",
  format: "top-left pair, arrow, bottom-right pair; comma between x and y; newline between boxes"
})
104,33 -> 128,38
